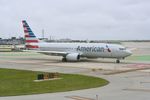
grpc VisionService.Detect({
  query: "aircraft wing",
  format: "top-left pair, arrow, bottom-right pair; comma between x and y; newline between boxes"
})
23,50 -> 68,56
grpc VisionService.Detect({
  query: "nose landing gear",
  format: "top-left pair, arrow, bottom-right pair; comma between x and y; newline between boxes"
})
116,59 -> 120,63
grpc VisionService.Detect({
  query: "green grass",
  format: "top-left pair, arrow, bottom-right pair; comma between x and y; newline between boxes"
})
0,68 -> 108,96
127,55 -> 150,61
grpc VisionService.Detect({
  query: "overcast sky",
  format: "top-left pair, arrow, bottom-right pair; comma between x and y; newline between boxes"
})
0,0 -> 150,40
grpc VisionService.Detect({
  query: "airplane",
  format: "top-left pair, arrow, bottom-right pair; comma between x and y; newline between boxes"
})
22,20 -> 132,63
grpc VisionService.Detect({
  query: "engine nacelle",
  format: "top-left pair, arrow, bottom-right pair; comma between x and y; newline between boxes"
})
66,53 -> 80,61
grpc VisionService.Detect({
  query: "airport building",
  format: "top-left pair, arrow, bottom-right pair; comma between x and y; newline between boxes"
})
0,37 -> 24,45
0,37 -> 25,51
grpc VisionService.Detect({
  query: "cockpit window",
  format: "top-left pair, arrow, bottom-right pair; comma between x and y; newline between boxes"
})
119,48 -> 126,50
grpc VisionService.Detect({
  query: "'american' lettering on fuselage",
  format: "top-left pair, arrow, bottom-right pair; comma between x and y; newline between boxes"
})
76,46 -> 105,52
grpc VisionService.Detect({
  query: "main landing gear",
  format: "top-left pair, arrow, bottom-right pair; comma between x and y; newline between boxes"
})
116,59 -> 120,63
62,57 -> 67,62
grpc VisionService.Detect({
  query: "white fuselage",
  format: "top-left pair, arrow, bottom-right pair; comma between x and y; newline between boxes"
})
32,42 -> 132,59
22,20 -> 132,62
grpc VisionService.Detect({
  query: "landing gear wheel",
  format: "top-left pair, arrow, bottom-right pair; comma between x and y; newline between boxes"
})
62,58 -> 67,62
116,59 -> 120,63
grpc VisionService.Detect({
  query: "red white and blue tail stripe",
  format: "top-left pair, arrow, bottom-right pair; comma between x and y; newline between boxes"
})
22,20 -> 39,49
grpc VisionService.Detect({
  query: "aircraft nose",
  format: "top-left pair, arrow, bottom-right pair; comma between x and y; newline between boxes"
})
125,50 -> 132,56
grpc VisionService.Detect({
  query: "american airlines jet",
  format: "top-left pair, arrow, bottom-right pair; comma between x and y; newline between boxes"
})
22,20 -> 132,63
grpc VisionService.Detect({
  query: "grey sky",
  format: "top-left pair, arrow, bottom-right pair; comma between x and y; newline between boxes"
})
0,0 -> 150,40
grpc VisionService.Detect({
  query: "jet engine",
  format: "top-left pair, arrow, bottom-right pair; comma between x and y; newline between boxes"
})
66,53 -> 80,61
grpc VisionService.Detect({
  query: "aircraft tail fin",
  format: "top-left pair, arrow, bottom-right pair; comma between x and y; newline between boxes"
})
22,20 -> 39,49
